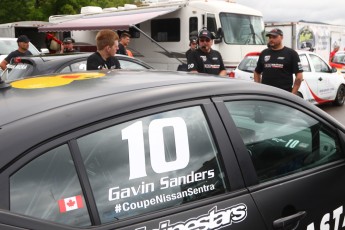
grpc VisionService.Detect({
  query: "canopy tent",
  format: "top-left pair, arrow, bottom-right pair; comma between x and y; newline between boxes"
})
38,6 -> 180,32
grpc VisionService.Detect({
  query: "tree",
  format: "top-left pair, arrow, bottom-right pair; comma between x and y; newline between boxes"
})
0,0 -> 138,24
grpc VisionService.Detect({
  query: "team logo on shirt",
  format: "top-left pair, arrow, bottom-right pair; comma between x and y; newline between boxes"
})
264,55 -> 271,62
200,56 -> 207,62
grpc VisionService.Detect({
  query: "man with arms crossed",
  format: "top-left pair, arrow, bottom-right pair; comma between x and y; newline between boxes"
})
254,28 -> 303,94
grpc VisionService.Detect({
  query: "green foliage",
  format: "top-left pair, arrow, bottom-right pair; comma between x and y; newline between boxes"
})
0,0 -> 138,24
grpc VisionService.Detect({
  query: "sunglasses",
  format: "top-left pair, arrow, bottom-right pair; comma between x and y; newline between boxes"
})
199,38 -> 211,42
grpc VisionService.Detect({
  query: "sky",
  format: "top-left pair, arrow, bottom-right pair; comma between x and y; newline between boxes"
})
236,0 -> 345,26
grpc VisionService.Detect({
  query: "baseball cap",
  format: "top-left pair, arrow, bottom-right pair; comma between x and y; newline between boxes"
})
266,28 -> 283,37
63,37 -> 75,43
198,29 -> 213,39
17,35 -> 30,43
189,36 -> 197,43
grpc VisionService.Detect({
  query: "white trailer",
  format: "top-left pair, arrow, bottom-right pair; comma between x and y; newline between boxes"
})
39,0 -> 267,70
0,21 -> 53,50
265,21 -> 345,62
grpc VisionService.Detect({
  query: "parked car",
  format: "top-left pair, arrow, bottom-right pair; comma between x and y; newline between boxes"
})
230,50 -> 345,106
329,51 -> 345,75
2,70 -> 345,229
1,53 -> 153,82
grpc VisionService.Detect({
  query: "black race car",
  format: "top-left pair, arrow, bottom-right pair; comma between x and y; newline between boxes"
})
1,70 -> 345,230
1,52 -> 152,82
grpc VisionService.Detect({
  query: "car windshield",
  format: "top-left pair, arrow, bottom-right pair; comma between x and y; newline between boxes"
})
219,13 -> 265,45
333,53 -> 345,64
2,63 -> 34,81
0,40 -> 40,55
238,55 -> 259,72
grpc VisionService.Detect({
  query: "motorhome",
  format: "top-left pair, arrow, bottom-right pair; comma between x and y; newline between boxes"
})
0,21 -> 53,50
39,0 -> 267,70
265,21 -> 345,62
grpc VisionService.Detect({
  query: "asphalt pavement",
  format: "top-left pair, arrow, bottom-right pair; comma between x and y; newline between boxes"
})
319,103 -> 345,125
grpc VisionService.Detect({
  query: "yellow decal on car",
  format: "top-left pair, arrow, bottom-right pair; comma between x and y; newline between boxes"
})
11,73 -> 106,89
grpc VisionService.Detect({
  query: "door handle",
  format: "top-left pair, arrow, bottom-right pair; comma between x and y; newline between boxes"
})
273,211 -> 306,230
318,77 -> 323,81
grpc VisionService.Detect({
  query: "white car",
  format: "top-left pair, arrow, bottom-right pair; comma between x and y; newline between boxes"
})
230,50 -> 345,106
0,37 -> 42,62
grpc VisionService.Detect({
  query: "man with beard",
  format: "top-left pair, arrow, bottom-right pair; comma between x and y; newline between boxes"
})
187,29 -> 226,76
0,35 -> 32,71
254,28 -> 303,94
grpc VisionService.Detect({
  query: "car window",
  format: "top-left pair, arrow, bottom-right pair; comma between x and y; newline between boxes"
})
77,106 -> 228,224
333,53 -> 345,64
3,63 -> 34,81
60,60 -> 87,73
309,54 -> 330,73
299,54 -> 311,72
10,144 -> 91,227
225,100 -> 343,182
119,59 -> 148,70
238,55 -> 258,72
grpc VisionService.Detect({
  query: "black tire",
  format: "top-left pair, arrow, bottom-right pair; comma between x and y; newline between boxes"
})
333,85 -> 345,106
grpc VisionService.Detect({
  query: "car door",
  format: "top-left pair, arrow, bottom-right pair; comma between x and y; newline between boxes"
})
0,99 -> 267,230
309,53 -> 337,101
215,95 -> 345,230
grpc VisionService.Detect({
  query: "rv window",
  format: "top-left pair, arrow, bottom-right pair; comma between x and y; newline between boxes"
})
201,14 -> 217,35
151,18 -> 180,42
207,14 -> 217,34
189,17 -> 198,36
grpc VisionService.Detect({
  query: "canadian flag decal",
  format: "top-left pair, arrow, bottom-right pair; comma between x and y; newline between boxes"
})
58,195 -> 84,213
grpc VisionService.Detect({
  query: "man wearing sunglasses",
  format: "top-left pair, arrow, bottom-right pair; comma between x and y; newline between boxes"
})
254,28 -> 303,94
187,29 -> 226,76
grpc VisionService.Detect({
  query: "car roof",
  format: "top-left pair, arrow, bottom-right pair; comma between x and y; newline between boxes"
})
2,70 -> 293,127
1,70 -> 339,170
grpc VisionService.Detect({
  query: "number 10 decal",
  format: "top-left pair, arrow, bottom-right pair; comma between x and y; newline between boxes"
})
122,117 -> 190,180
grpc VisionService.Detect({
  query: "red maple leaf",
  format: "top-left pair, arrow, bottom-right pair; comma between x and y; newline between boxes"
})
66,199 -> 75,207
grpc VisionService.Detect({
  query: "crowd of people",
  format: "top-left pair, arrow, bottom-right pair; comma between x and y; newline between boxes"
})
3,27 -> 344,95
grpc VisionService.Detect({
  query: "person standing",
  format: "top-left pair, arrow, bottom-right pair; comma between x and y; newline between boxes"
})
116,32 -> 131,56
185,36 -> 198,62
0,35 -> 32,70
187,29 -> 226,76
329,44 -> 340,62
87,29 -> 121,70
60,37 -> 76,53
254,28 -> 303,94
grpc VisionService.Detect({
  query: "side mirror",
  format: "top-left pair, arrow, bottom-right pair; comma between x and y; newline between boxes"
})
214,28 -> 223,44
332,67 -> 338,73
40,48 -> 50,54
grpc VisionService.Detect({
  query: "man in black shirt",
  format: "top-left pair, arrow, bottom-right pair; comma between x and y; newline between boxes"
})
0,35 -> 32,71
185,36 -> 197,62
254,28 -> 303,94
187,29 -> 226,76
60,37 -> 76,53
116,32 -> 131,56
87,30 -> 121,70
